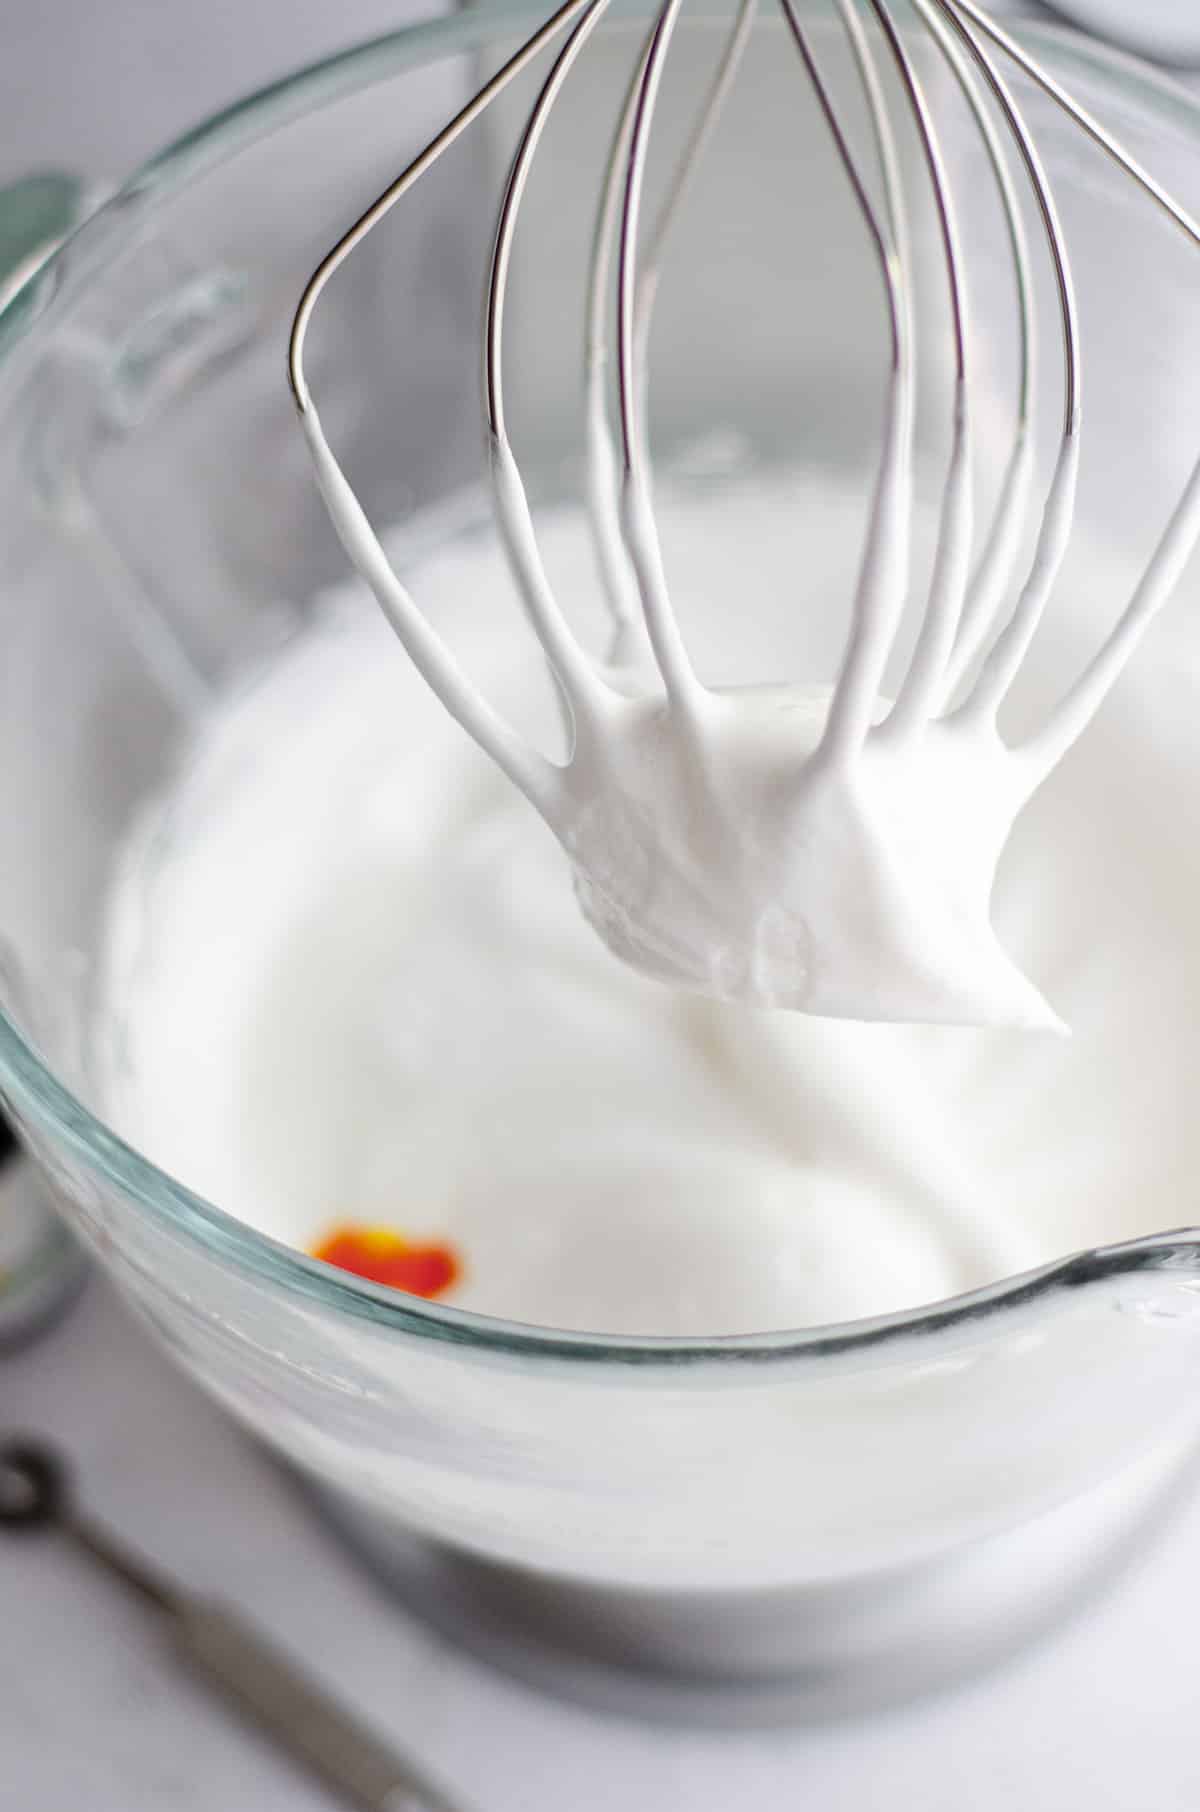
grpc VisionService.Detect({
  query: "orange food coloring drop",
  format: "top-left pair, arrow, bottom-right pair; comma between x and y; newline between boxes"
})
311,1224 -> 461,1299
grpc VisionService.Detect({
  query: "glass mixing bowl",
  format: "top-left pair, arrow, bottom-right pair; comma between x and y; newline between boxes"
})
3,0 -> 1200,1721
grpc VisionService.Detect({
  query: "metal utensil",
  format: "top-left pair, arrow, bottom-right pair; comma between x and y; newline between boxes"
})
0,1437 -> 466,1812
287,0 -> 1200,1033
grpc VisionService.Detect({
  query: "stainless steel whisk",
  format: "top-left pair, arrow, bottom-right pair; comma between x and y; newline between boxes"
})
285,0 -> 1200,1029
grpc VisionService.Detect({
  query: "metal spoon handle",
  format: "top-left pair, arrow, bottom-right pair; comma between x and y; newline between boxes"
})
1,1439 -> 467,1812
171,1598 -> 461,1812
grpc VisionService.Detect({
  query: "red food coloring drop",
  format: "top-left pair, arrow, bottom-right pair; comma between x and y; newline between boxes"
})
311,1225 -> 461,1299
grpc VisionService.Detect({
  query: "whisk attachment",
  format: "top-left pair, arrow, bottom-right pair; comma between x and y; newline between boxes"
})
289,0 -> 1200,1029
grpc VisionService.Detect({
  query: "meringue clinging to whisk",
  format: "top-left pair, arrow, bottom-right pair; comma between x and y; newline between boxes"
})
289,0 -> 1200,1029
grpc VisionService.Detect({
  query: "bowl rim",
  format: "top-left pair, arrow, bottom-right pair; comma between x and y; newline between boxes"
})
2,1 -> 1200,1366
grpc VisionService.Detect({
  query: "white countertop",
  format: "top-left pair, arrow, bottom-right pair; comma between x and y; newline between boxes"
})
4,1274 -> 1200,1812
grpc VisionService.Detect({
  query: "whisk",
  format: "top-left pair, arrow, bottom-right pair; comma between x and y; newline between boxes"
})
288,0 -> 1200,1030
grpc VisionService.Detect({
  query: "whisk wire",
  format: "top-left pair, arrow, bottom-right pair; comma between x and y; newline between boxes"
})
932,0 -> 1082,729
585,0 -> 757,658
586,33 -> 656,647
940,0 -> 1200,763
869,0 -> 975,737
614,0 -> 711,715
287,0 -> 607,819
288,0 -> 594,412
789,0 -> 915,757
911,0 -> 1036,706
953,0 -> 1200,255
288,0 -> 1200,1023
1027,450 -> 1200,772
484,0 -> 617,725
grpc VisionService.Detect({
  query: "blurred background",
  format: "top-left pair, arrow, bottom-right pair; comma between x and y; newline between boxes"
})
0,0 -> 446,182
2,0 -> 1199,194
